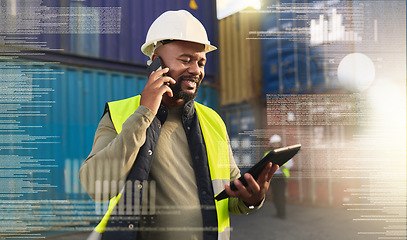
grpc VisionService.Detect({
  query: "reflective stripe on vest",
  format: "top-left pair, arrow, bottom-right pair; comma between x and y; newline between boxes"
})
94,193 -> 122,233
94,95 -> 230,237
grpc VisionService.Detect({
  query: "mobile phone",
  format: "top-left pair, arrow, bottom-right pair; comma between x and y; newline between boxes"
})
147,57 -> 163,75
147,57 -> 170,86
215,144 -> 301,201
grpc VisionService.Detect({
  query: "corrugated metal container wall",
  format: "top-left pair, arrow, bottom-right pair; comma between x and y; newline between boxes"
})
37,0 -> 219,82
260,0 -> 363,95
221,103 -> 264,173
218,11 -> 265,175
261,0 -> 327,95
0,61 -> 143,202
218,10 -> 262,106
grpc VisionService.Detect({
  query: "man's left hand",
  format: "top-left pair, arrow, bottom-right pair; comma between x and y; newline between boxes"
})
224,162 -> 279,206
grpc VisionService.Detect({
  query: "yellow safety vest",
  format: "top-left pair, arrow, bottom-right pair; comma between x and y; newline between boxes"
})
95,95 -> 231,239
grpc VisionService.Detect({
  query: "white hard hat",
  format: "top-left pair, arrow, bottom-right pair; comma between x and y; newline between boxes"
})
270,134 -> 282,144
141,10 -> 217,57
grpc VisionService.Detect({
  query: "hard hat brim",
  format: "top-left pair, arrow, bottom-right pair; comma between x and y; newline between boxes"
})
141,39 -> 217,58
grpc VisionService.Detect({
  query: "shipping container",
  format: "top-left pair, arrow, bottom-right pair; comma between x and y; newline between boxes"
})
2,0 -> 219,82
220,103 -> 266,173
260,0 -> 361,95
215,8 -> 265,166
218,10 -> 262,106
0,57 -> 218,234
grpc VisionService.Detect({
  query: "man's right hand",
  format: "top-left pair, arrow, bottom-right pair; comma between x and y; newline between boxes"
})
140,67 -> 176,115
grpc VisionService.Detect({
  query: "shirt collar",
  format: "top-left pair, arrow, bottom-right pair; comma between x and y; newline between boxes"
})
182,100 -> 196,119
158,100 -> 196,122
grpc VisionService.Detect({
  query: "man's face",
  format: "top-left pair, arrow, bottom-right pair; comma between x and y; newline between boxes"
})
154,41 -> 206,103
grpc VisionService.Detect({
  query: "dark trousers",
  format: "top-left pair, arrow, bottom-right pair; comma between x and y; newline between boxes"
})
271,175 -> 286,218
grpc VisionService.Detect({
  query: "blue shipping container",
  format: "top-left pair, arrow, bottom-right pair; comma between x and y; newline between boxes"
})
32,0 -> 219,82
260,0 -> 349,95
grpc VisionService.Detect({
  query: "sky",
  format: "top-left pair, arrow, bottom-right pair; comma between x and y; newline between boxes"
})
216,0 -> 261,19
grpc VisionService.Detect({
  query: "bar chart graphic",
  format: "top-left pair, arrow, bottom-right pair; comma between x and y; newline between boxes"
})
310,9 -> 363,45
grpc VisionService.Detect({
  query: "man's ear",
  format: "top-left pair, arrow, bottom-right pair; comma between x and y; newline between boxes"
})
151,54 -> 158,61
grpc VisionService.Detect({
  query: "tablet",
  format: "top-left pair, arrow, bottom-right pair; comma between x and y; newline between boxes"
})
215,144 -> 301,201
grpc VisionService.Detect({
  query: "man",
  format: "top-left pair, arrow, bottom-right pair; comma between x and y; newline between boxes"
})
80,10 -> 278,240
267,134 -> 293,219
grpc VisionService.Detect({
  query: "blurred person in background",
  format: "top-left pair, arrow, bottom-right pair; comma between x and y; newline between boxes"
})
266,134 -> 293,219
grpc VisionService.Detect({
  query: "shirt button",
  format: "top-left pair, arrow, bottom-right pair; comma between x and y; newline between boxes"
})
202,191 -> 207,195
148,150 -> 153,155
129,223 -> 134,229
187,126 -> 190,131
158,123 -> 161,128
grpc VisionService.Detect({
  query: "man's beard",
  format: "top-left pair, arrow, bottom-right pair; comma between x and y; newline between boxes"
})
171,75 -> 201,102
